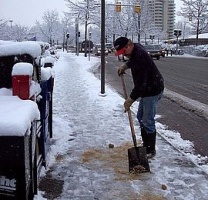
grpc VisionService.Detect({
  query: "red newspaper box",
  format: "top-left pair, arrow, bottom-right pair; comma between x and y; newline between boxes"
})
12,75 -> 30,100
12,63 -> 33,100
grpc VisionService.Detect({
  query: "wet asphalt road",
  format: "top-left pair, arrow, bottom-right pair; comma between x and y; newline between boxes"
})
94,54 -> 208,157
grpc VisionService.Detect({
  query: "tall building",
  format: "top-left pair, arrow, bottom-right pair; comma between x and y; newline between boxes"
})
145,0 -> 175,39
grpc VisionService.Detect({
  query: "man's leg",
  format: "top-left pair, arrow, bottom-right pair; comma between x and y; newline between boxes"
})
137,98 -> 143,127
137,98 -> 147,147
140,92 -> 163,156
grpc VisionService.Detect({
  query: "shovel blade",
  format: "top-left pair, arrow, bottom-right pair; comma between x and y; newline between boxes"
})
128,147 -> 150,173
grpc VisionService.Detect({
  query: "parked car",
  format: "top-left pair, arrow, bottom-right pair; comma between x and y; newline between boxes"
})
157,45 -> 166,57
105,43 -> 113,53
201,45 -> 208,57
194,45 -> 208,57
94,44 -> 108,56
144,45 -> 164,60
79,40 -> 94,53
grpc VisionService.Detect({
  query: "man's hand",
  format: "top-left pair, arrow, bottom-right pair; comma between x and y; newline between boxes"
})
124,97 -> 134,112
118,64 -> 128,76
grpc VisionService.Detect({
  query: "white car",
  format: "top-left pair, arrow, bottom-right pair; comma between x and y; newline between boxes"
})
94,44 -> 108,56
118,54 -> 128,62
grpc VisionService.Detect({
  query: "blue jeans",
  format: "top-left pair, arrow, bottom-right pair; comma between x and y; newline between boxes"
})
137,91 -> 163,134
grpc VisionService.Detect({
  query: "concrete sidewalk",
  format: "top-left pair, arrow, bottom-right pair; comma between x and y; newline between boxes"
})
37,53 -> 208,200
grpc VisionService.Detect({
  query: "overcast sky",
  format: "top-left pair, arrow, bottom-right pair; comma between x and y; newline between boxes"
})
0,0 -> 183,27
0,0 -> 67,27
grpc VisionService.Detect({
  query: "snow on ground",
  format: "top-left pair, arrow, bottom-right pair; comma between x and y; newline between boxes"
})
34,52 -> 208,200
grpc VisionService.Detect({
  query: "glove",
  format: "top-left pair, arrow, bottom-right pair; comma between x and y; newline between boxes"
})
124,97 -> 134,112
118,64 -> 128,76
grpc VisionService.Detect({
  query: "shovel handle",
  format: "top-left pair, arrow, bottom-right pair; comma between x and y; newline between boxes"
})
121,75 -> 137,148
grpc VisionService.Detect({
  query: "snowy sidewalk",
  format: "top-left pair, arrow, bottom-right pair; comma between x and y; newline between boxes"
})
36,52 -> 208,200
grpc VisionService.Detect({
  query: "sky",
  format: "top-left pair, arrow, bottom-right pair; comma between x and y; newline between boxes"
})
0,0 -> 183,27
0,42 -> 208,199
0,0 -> 68,27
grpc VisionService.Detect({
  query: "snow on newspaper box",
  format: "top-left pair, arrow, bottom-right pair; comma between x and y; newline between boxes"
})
0,41 -> 54,200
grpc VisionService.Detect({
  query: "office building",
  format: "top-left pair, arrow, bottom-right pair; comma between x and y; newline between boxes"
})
144,0 -> 175,39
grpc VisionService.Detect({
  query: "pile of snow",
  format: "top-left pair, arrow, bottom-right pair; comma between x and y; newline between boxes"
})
0,41 -> 41,58
0,96 -> 40,136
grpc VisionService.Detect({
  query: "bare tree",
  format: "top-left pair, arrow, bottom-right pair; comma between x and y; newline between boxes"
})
175,20 -> 192,40
0,19 -> 9,40
0,19 -> 29,41
104,0 -> 140,41
61,13 -> 75,50
179,0 -> 208,45
0,19 -> 8,29
63,0 -> 164,47
64,0 -> 100,56
13,24 -> 28,41
106,0 -> 155,43
138,0 -> 157,43
36,10 -> 60,45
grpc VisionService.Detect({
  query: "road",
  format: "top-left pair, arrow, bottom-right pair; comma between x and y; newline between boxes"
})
94,54 -> 208,157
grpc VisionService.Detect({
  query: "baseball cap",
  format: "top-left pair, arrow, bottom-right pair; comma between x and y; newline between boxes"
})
113,37 -> 129,56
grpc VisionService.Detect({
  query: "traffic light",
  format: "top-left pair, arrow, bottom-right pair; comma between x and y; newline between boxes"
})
188,13 -> 192,21
135,4 -> 141,13
66,33 -> 69,38
78,32 -> 80,37
116,2 -> 121,12
174,29 -> 182,37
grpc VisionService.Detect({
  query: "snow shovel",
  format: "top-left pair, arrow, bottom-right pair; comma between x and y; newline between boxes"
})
121,75 -> 150,173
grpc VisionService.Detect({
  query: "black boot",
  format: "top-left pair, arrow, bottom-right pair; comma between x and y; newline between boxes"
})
140,127 -> 147,147
146,132 -> 156,158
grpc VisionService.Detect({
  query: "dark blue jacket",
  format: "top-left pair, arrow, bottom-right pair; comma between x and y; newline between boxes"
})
126,43 -> 164,100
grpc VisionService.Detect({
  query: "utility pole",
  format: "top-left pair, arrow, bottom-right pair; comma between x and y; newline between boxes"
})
88,31 -> 91,61
63,29 -> 65,51
84,0 -> 89,57
9,19 -> 13,28
75,18 -> 80,56
66,33 -> 69,52
135,3 -> 141,43
9,20 -> 13,40
100,0 -> 105,94
173,29 -> 182,54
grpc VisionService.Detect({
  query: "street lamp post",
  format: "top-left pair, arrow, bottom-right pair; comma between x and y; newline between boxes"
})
63,30 -> 65,51
66,33 -> 69,52
9,20 -> 13,40
75,18 -> 80,56
84,0 -> 90,57
100,0 -> 105,95
88,32 -> 91,61
150,35 -> 154,43
174,29 -> 182,54
134,3 -> 141,43
138,14 -> 141,43
9,20 -> 13,28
